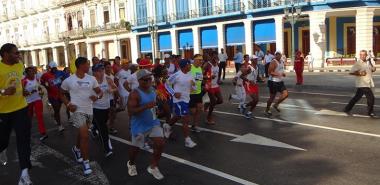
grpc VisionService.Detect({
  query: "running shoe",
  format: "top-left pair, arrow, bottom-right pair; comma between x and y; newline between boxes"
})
245,111 -> 253,119
163,123 -> 172,138
18,173 -> 32,185
0,149 -> 7,166
105,151 -> 113,158
58,125 -> 65,132
239,104 -> 246,115
127,161 -> 138,176
72,146 -> 83,163
273,104 -> 281,112
190,125 -> 201,133
109,128 -> 118,134
147,166 -> 164,180
82,160 -> 92,175
185,137 -> 197,148
39,134 -> 48,141
369,113 -> 378,118
264,110 -> 272,116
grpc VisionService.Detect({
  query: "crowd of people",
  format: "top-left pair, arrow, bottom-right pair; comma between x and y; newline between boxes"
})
0,42 -> 376,184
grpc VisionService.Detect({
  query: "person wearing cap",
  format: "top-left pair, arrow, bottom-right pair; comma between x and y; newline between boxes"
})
127,69 -> 165,180
203,52 -> 223,124
124,59 -> 153,96
165,59 -> 198,148
189,54 -> 205,132
60,57 -> 103,175
265,51 -> 288,116
40,60 -> 66,132
0,43 -> 33,185
294,51 -> 305,85
22,67 -> 48,141
92,63 -> 117,157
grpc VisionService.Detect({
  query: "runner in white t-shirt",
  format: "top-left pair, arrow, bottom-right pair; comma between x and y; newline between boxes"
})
116,64 -> 131,110
104,61 -> 119,134
60,57 -> 102,176
165,59 -> 197,148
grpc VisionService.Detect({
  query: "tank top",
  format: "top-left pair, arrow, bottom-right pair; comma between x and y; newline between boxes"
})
269,59 -> 285,82
23,77 -> 41,103
190,65 -> 203,94
130,87 -> 160,137
205,62 -> 219,89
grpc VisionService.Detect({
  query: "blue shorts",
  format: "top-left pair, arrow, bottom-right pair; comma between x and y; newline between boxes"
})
174,102 -> 189,116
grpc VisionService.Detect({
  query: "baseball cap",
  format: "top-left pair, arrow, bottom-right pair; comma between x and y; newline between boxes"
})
164,54 -> 171,59
92,63 -> 104,72
48,61 -> 58,68
136,69 -> 152,80
139,59 -> 153,68
179,59 -> 191,68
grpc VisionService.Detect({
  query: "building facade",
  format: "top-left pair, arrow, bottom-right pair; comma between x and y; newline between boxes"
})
0,0 -> 379,68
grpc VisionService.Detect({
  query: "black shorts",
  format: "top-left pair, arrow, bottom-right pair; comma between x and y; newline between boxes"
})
267,81 -> 287,94
189,93 -> 203,108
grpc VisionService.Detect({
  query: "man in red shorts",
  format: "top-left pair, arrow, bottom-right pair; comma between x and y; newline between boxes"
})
242,55 -> 259,119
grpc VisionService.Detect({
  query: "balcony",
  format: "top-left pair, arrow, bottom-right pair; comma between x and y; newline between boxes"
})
83,21 -> 131,36
59,28 -> 85,39
57,0 -> 86,6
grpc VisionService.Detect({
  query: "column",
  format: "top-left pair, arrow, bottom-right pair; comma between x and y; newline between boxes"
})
329,16 -> 337,57
170,29 -> 178,55
168,0 -> 176,16
126,0 -> 135,23
75,43 -> 80,57
243,20 -> 252,56
356,8 -> 375,57
275,16 -> 284,54
41,49 -> 48,66
110,0 -> 116,23
100,41 -> 106,58
192,27 -> 200,54
216,23 -> 225,54
114,39 -> 122,57
130,34 -> 139,63
309,11 -> 327,69
31,50 -> 38,66
86,42 -> 93,59
64,46 -> 69,67
52,47 -> 59,63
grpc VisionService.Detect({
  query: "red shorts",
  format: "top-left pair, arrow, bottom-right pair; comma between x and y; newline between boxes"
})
207,87 -> 221,94
245,84 -> 259,95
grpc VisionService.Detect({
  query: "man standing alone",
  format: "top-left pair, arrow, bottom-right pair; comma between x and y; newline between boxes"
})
344,50 -> 377,117
233,48 -> 243,73
218,48 -> 228,81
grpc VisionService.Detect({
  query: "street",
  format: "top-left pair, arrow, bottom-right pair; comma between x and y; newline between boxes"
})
1,72 -> 380,185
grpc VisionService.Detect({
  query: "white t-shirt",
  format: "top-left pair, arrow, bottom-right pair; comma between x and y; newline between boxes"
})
350,60 -> 375,88
167,70 -> 195,103
93,76 -> 111,110
61,74 -> 99,115
247,65 -> 258,83
105,73 -> 115,100
235,71 -> 244,86
116,69 -> 131,97
24,78 -> 41,103
168,63 -> 177,75
265,54 -> 275,64
127,73 -> 139,91
218,53 -> 228,62
255,50 -> 265,62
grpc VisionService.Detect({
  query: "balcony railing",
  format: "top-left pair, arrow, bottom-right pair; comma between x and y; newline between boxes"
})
57,0 -> 85,6
59,28 -> 85,39
83,21 -> 131,35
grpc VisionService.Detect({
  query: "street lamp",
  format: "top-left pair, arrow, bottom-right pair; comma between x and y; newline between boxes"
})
284,0 -> 302,64
148,19 -> 158,61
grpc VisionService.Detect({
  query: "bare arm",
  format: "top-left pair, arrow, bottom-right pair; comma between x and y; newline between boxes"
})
127,90 -> 155,115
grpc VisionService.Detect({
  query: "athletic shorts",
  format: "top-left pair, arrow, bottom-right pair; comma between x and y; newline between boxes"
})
245,84 -> 259,96
267,81 -> 287,94
174,101 -> 190,116
189,93 -> 203,108
70,112 -> 93,128
131,125 -> 163,148
207,87 -> 221,95
48,97 -> 62,105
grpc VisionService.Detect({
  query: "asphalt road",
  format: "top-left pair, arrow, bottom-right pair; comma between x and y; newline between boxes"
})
1,72 -> 380,185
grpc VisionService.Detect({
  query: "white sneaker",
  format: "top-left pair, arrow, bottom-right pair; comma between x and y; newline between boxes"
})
72,146 -> 83,163
127,161 -> 138,176
142,142 -> 151,150
82,160 -> 92,175
58,125 -> 65,132
185,138 -> 197,148
147,166 -> 164,180
163,123 -> 172,138
18,174 -> 32,185
0,149 -> 7,166
245,111 -> 253,119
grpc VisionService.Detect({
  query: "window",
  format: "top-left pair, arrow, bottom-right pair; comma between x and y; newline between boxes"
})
77,11 -> 83,28
136,0 -> 147,25
90,10 -> 96,27
43,21 -> 48,35
54,18 -> 60,33
176,0 -> 189,20
103,6 -> 110,24
119,3 -> 125,20
225,0 -> 241,12
155,0 -> 167,23
199,0 -> 213,16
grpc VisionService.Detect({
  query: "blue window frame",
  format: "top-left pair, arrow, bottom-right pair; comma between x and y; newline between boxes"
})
158,32 -> 172,52
178,29 -> 194,49
136,0 -> 147,25
199,0 -> 213,16
140,35 -> 152,53
176,0 -> 189,20
225,0 -> 241,13
201,26 -> 218,49
155,0 -> 167,23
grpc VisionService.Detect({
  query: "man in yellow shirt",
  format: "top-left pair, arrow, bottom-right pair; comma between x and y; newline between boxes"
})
0,43 -> 33,185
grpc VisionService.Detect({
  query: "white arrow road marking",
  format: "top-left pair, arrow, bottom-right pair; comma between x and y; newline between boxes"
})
231,133 -> 306,151
214,110 -> 380,138
172,123 -> 305,151
109,135 -> 259,185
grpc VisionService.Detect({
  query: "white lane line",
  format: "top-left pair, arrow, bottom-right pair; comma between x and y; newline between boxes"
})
331,101 -> 380,108
230,102 -> 317,113
287,90 -> 352,97
109,135 -> 258,185
174,122 -> 240,138
213,110 -> 380,138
